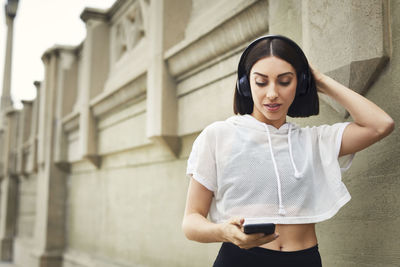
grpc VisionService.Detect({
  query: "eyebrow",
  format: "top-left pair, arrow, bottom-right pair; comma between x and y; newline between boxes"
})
253,71 -> 294,78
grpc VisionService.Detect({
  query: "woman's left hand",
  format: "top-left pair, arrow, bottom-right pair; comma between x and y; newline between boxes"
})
308,63 -> 326,93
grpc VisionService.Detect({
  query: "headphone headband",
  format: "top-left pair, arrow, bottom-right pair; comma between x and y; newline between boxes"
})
236,34 -> 311,97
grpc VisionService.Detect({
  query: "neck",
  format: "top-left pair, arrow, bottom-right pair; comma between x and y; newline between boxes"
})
250,112 -> 287,129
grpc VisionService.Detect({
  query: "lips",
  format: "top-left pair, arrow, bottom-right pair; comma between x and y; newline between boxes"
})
264,103 -> 281,111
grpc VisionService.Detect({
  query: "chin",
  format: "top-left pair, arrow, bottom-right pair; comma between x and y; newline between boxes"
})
262,112 -> 284,122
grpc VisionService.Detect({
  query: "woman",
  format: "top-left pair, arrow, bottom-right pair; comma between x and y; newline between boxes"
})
182,35 -> 394,266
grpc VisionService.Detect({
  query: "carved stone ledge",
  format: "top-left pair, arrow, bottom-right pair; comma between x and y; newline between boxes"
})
322,56 -> 390,117
176,46 -> 243,97
84,155 -> 101,169
55,162 -> 70,173
62,112 -> 80,133
80,8 -> 109,23
91,74 -> 146,119
149,135 -> 181,159
165,0 -> 269,78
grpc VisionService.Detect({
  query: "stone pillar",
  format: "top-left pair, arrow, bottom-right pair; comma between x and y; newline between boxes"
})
31,51 -> 66,267
79,9 -> 110,168
0,132 -> 3,180
16,100 -> 33,176
146,0 -> 180,157
26,81 -> 41,174
53,48 -> 77,172
0,109 -> 19,261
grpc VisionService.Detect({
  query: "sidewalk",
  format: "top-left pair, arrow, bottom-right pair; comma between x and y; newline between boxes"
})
0,262 -> 15,267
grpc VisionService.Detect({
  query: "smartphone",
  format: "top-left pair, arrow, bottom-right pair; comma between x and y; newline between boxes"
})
243,222 -> 275,235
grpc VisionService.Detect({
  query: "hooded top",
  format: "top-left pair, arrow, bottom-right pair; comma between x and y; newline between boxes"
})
186,114 -> 355,224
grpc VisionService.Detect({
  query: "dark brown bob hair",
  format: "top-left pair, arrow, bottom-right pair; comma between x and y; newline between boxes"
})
234,35 -> 319,117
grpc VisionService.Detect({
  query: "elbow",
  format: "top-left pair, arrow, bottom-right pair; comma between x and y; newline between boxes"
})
377,117 -> 395,138
182,217 -> 194,241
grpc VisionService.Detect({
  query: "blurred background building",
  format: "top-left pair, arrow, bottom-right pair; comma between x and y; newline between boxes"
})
0,0 -> 399,266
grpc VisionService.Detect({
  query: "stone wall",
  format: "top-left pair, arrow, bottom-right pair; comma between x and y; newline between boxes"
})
0,0 -> 398,266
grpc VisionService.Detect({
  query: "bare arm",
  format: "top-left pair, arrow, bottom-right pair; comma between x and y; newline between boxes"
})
182,177 -> 278,249
310,66 -> 395,156
182,177 -> 223,242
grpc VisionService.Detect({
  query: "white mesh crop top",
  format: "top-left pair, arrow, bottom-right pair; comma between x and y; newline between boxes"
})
186,114 -> 355,224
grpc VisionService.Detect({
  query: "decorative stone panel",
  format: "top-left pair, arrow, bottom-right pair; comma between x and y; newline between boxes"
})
302,0 -> 391,117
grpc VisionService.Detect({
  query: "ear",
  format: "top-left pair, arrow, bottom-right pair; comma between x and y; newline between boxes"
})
297,72 -> 310,96
237,75 -> 251,97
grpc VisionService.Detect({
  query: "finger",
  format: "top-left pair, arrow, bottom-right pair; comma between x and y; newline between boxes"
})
244,232 -> 278,244
236,232 -> 267,246
258,232 -> 280,244
244,233 -> 280,249
245,232 -> 266,240
236,231 -> 280,247
229,217 -> 245,227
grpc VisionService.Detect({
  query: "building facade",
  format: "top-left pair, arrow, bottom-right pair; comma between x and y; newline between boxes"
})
0,0 -> 399,266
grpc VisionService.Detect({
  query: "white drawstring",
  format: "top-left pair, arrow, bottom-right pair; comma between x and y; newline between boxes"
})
288,124 -> 303,179
264,125 -> 286,215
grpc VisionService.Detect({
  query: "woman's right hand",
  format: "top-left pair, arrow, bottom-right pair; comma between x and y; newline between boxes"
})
220,217 -> 279,250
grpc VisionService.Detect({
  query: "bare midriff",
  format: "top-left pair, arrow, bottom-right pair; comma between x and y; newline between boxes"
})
259,223 -> 317,251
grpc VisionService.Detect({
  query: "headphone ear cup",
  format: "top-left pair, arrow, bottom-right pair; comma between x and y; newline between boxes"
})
238,75 -> 251,97
297,72 -> 309,96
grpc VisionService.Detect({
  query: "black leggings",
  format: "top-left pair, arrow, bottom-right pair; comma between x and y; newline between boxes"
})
213,242 -> 322,267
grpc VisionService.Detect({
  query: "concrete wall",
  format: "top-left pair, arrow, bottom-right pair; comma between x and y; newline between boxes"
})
0,0 -> 398,266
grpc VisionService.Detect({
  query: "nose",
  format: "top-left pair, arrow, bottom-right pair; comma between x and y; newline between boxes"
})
266,82 -> 278,100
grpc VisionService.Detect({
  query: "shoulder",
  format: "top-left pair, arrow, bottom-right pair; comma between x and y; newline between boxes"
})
296,122 -> 351,136
296,122 -> 352,156
202,119 -> 235,137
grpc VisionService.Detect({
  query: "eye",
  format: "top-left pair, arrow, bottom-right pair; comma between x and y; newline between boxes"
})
279,81 -> 291,86
255,82 -> 267,87
279,78 -> 293,86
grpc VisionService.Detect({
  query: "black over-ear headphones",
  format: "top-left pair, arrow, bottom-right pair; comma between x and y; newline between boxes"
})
236,35 -> 312,98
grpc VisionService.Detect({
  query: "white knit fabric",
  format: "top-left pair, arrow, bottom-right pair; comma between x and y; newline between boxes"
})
186,114 -> 355,224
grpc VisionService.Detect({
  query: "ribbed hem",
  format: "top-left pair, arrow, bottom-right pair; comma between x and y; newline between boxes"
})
335,122 -> 351,158
219,193 -> 351,225
186,171 -> 216,192
336,122 -> 355,172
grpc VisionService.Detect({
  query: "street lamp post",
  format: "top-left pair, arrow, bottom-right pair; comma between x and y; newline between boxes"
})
0,0 -> 19,261
1,0 -> 19,113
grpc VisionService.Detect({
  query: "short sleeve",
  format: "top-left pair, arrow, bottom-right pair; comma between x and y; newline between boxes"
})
314,122 -> 355,172
186,127 -> 217,192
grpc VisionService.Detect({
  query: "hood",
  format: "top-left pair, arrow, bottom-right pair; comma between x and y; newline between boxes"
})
226,114 -> 299,134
